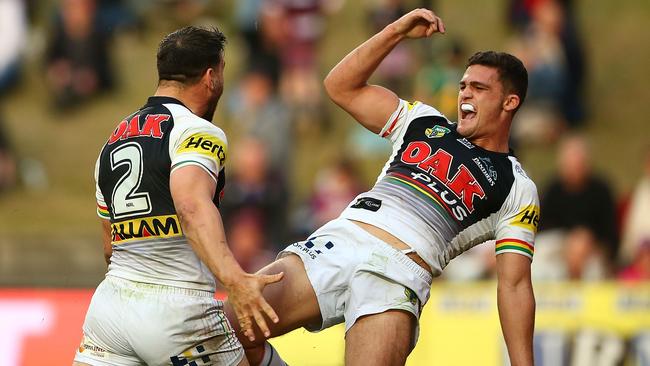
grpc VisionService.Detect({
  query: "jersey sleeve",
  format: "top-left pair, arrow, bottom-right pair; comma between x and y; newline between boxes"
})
379,99 -> 446,144
494,164 -> 540,260
94,154 -> 110,220
169,124 -> 228,184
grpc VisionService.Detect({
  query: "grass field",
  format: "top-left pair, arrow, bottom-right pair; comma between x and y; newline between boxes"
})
0,0 -> 648,286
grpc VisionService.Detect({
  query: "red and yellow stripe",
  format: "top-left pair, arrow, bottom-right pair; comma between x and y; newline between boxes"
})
495,238 -> 534,258
97,204 -> 110,219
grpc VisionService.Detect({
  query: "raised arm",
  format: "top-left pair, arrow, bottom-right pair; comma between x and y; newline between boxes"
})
496,253 -> 535,366
170,165 -> 283,341
323,8 -> 445,133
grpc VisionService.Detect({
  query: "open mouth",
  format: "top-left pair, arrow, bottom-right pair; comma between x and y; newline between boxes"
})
460,103 -> 476,120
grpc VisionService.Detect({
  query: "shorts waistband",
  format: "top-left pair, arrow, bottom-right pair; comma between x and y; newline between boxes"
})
339,219 -> 433,284
106,275 -> 215,298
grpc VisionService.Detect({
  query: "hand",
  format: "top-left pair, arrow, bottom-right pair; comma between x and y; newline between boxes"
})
226,271 -> 284,341
390,8 -> 445,39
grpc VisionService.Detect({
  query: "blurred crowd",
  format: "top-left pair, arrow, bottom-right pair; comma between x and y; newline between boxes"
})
0,0 -> 647,284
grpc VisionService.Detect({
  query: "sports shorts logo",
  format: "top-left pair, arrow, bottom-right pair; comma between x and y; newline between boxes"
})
351,197 -> 382,212
425,126 -> 450,138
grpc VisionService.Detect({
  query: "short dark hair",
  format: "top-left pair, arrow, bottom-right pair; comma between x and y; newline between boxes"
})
157,26 -> 227,84
466,51 -> 528,109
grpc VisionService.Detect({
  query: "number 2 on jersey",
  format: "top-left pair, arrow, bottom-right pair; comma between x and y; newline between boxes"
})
110,142 -> 152,219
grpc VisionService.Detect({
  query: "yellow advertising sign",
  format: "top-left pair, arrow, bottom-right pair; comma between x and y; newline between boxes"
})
270,282 -> 650,365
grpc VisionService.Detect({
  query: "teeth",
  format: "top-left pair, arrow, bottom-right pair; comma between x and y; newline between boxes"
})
461,103 -> 475,113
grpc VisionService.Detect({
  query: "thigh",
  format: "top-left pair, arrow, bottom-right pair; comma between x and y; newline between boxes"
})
225,255 -> 322,347
345,310 -> 416,366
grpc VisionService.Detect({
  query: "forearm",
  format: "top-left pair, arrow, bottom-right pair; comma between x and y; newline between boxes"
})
324,24 -> 404,101
497,282 -> 535,366
177,199 -> 245,288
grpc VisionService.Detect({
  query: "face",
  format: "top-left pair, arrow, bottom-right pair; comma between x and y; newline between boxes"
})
457,65 -> 510,140
202,58 -> 225,121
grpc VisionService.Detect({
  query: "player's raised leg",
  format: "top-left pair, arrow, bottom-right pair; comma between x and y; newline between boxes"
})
224,254 -> 322,365
345,310 -> 417,366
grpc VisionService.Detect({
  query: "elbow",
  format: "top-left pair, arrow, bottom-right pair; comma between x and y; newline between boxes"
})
323,71 -> 353,107
323,72 -> 338,101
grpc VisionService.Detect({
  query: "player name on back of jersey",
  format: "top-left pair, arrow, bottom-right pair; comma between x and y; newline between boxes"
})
108,113 -> 171,145
111,214 -> 183,245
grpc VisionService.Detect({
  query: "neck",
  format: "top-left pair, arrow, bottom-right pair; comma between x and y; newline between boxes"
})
470,129 -> 511,153
154,83 -> 206,117
470,113 -> 513,153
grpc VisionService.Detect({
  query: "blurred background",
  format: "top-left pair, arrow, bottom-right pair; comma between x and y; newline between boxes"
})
0,0 -> 648,365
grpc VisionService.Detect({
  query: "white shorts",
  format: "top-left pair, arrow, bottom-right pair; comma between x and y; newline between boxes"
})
74,275 -> 244,366
279,218 -> 433,335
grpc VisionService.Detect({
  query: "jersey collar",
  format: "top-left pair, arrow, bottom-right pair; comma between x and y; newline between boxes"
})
144,96 -> 188,109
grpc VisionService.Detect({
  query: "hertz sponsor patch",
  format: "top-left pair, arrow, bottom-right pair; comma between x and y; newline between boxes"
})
111,214 -> 183,244
176,133 -> 227,165
510,205 -> 540,232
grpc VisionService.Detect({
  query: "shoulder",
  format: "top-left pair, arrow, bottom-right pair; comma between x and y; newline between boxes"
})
507,156 -> 539,199
404,100 -> 448,122
168,106 -> 227,144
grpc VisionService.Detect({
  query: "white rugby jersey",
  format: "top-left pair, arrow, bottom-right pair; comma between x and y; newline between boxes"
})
340,99 -> 540,276
95,96 -> 227,291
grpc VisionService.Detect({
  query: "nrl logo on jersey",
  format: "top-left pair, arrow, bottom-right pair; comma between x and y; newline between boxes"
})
425,126 -> 450,138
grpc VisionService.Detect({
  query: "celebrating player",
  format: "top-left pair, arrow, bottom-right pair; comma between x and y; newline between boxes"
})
73,26 -> 283,366
226,8 -> 538,366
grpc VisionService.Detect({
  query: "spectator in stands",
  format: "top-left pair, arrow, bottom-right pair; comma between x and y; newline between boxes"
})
539,134 -> 619,269
367,0 -> 413,95
508,0 -> 586,143
227,68 -> 291,173
413,38 -> 466,119
563,226 -> 607,280
271,0 -> 343,131
0,0 -> 27,193
307,158 -> 365,230
45,0 -> 114,110
219,137 -> 289,251
234,0 -> 283,87
227,209 -> 276,273
618,147 -> 650,267
618,239 -> 650,282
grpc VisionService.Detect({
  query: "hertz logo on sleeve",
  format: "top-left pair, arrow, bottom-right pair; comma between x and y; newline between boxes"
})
177,133 -> 227,165
111,215 -> 183,244
510,205 -> 540,233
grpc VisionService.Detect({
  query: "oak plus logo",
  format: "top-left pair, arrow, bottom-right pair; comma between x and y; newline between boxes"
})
399,141 -> 486,220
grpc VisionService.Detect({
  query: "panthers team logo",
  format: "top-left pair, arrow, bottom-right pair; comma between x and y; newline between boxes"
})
425,126 -> 450,138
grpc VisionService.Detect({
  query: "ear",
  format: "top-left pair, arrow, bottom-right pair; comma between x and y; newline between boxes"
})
503,94 -> 520,112
202,67 -> 215,88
